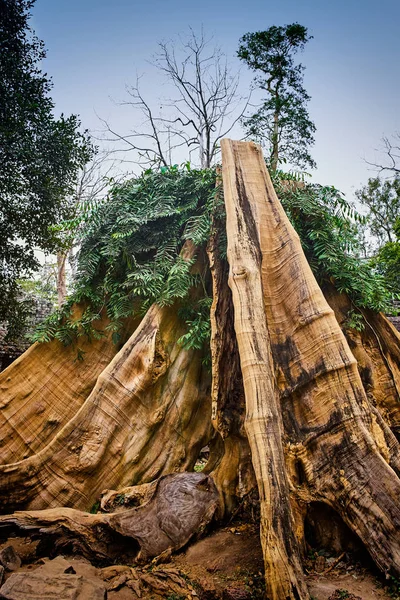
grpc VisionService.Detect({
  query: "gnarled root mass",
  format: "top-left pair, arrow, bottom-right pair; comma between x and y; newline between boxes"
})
0,141 -> 400,600
0,244 -> 212,512
0,472 -> 218,565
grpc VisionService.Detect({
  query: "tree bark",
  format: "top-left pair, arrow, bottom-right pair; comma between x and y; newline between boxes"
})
221,140 -> 400,580
323,282 -> 400,437
206,218 -> 256,517
0,472 -> 218,565
0,244 -> 213,513
56,251 -> 68,306
0,308 -> 137,465
221,138 -> 309,600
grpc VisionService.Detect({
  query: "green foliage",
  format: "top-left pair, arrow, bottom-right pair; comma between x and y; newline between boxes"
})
355,176 -> 400,246
0,0 -> 94,338
178,297 -> 212,351
238,24 -> 315,171
343,309 -> 365,332
34,164 -> 395,353
387,576 -> 400,600
33,165 -> 218,350
371,217 -> 400,299
89,500 -> 100,514
18,262 -> 58,305
273,172 -> 395,313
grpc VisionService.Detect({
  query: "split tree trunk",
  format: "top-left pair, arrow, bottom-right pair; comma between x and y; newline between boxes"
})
221,139 -> 309,600
206,214 -> 256,517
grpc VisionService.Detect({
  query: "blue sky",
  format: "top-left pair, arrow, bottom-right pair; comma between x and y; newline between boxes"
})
31,0 -> 400,199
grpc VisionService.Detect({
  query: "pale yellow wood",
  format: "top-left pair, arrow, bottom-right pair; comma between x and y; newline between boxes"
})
221,138 -> 308,600
221,139 -> 400,584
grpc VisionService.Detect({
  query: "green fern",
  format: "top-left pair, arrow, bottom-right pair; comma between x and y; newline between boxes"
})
33,164 -> 394,353
32,165 -> 217,348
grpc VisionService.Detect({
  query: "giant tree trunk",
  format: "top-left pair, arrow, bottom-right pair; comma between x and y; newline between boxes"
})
1,141 -> 400,600
220,140 -> 400,582
221,139 -> 308,600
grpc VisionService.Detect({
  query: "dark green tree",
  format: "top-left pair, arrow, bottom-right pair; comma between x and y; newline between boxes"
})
237,24 -> 315,171
0,0 -> 93,337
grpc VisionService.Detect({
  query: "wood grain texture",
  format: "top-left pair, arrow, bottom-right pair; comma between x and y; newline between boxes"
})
323,282 -> 400,437
0,473 -> 218,564
221,140 -> 400,580
0,244 -> 212,512
0,309 -> 136,465
206,220 -> 256,516
221,138 -> 309,600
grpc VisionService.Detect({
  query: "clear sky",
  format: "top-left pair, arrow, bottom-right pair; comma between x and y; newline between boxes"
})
31,0 -> 400,199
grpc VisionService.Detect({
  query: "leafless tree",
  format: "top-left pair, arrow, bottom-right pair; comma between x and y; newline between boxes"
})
101,29 -> 250,168
56,150 -> 124,305
365,133 -> 400,176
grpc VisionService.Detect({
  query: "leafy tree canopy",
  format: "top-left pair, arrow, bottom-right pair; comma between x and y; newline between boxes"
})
355,176 -> 400,246
238,24 -> 316,171
370,217 -> 400,299
0,0 -> 93,337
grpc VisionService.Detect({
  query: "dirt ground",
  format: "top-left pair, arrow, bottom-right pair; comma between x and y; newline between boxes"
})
0,525 -> 396,599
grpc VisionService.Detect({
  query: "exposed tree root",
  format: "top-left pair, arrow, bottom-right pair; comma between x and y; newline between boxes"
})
0,473 -> 218,564
323,282 -> 400,437
0,309 -> 139,465
0,245 -> 212,512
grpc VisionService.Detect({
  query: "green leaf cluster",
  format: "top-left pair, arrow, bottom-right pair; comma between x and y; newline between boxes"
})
32,165 -> 218,349
0,0 -> 94,338
272,172 -> 395,313
371,218 -> 400,301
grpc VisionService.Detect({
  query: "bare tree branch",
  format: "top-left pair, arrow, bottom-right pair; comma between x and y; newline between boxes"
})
98,29 -> 250,168
365,134 -> 400,176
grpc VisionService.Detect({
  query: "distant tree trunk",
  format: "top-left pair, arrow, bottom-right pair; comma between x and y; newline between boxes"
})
270,111 -> 280,171
56,251 -> 67,306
